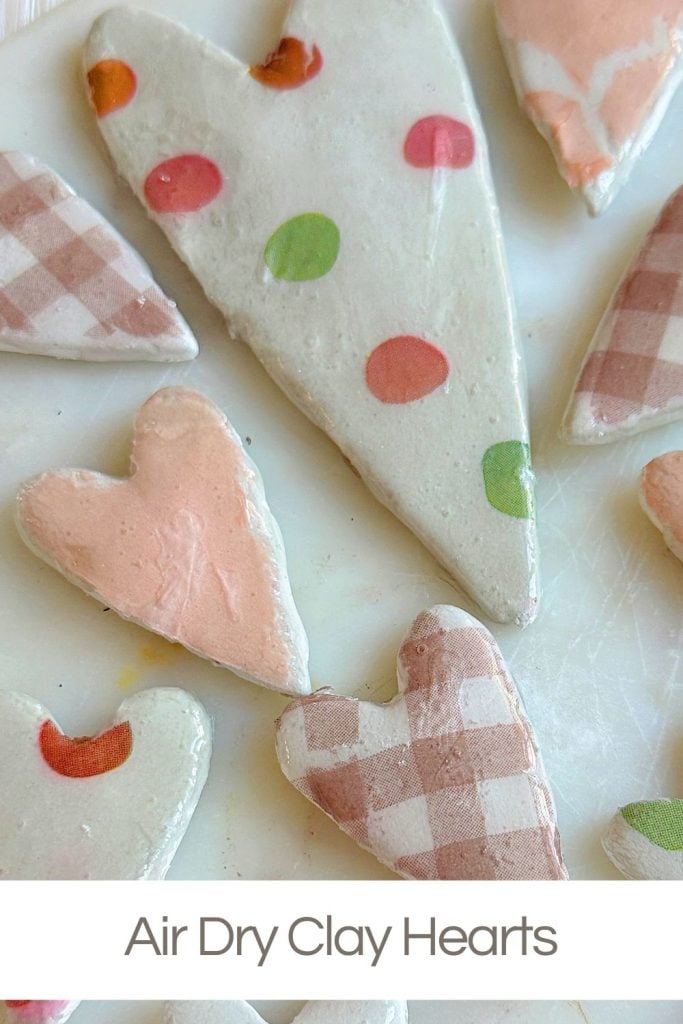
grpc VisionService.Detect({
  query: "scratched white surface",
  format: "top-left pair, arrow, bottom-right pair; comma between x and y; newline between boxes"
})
0,0 -> 681,888
38,1001 -> 683,1024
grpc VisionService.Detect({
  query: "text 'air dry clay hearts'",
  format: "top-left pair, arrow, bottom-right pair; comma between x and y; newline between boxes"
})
1,1005 -> 80,1024
164,1003 -> 407,1024
562,187 -> 683,443
496,0 -> 683,215
0,151 -> 197,361
640,451 -> 683,562
84,0 -> 539,627
603,799 -> 683,879
276,605 -> 567,880
0,688 -> 210,879
16,387 -> 310,695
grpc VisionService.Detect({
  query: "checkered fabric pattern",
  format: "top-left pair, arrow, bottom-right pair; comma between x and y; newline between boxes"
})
565,187 -> 683,442
0,151 -> 190,357
276,605 -> 567,880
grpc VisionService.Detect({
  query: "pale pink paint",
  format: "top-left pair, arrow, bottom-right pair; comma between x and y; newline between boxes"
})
641,451 -> 683,553
498,0 -> 681,88
17,388 -> 291,687
498,0 -> 682,184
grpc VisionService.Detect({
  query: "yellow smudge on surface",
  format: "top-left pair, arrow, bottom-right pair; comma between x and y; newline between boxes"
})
138,642 -> 178,665
116,665 -> 140,690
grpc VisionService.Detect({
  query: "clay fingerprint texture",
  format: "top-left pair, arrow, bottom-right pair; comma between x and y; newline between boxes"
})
15,388 -> 310,696
165,1003 -> 407,1024
85,0 -> 539,627
640,451 -> 683,561
276,605 -> 567,880
0,687 -> 211,880
496,0 -> 683,215
0,151 -> 197,360
562,186 -> 683,443
603,799 -> 683,879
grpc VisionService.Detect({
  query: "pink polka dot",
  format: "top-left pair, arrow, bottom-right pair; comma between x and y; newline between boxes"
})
404,116 -> 475,169
144,155 -> 223,214
366,336 -> 449,404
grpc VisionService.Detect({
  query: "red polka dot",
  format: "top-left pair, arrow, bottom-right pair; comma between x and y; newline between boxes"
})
144,155 -> 223,214
366,336 -> 449,404
404,116 -> 475,168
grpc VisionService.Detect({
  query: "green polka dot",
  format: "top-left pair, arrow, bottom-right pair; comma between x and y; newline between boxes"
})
264,213 -> 340,281
482,440 -> 533,519
622,800 -> 683,851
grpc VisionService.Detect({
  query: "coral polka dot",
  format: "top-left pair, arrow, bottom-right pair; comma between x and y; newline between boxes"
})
87,59 -> 137,117
250,37 -> 323,89
144,155 -> 223,214
366,336 -> 449,404
404,115 -> 475,168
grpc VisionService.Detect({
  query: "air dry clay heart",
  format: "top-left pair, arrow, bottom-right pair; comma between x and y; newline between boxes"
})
276,605 -> 567,880
16,387 -> 310,695
640,451 -> 683,562
0,151 -> 197,361
84,0 -> 539,627
603,799 -> 683,879
1,1006 -> 79,1024
496,0 -> 683,215
0,687 -> 210,879
562,187 -> 683,443
164,1002 -> 406,1024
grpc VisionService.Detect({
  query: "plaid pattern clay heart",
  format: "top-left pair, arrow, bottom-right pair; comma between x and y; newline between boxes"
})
0,151 -> 197,361
16,387 -> 310,695
276,605 -> 567,880
603,799 -> 683,879
0,687 -> 211,880
563,187 -> 683,443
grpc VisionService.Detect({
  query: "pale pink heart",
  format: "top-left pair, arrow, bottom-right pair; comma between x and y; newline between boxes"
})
16,387 -> 309,695
640,450 -> 683,562
276,604 -> 567,880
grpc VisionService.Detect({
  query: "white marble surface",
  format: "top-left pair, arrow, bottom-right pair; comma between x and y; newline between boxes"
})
0,0 -> 63,37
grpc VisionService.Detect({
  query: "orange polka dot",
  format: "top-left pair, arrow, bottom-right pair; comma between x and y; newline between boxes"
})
87,59 -> 137,117
250,37 -> 322,89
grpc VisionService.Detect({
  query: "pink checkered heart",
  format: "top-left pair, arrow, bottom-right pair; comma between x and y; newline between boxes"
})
0,151 -> 197,361
276,605 -> 567,880
563,187 -> 683,443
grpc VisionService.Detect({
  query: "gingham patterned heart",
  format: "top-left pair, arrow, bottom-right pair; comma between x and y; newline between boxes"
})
276,604 -> 567,880
0,151 -> 197,361
563,186 -> 683,443
164,1002 -> 406,1024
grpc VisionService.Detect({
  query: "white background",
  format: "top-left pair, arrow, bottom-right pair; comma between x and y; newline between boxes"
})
0,882 -> 682,1002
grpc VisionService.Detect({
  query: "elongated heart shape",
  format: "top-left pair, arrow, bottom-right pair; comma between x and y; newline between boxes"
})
84,1 -> 539,627
603,799 -> 683,879
562,187 -> 683,443
640,450 -> 683,562
276,605 -> 567,880
165,1002 -> 406,1024
0,152 -> 197,361
496,1 -> 683,215
16,387 -> 309,695
1,1004 -> 79,1024
0,688 -> 211,879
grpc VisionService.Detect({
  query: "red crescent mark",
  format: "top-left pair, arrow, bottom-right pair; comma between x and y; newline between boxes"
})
39,719 -> 133,778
